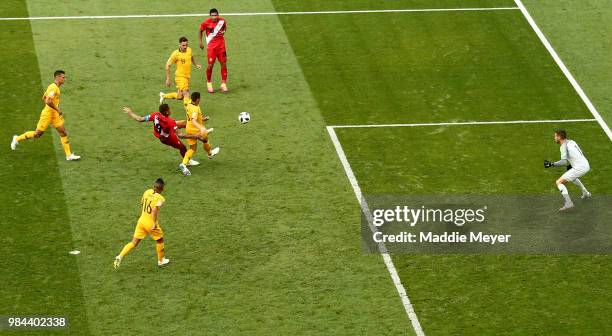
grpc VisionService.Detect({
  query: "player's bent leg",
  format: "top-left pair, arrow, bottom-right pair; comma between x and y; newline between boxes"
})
114,238 -> 141,269
162,135 -> 188,159
55,125 -> 67,137
177,142 -> 188,158
56,125 -> 80,161
573,178 -> 591,199
181,148 -> 195,165
155,238 -> 169,266
162,92 -> 178,100
179,144 -> 196,175
12,130 -> 42,150
556,178 -> 573,211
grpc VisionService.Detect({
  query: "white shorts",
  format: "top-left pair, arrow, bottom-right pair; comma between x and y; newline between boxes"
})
561,167 -> 589,182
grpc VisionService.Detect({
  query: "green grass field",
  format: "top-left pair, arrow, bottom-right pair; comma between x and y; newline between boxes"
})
1,0 -> 611,335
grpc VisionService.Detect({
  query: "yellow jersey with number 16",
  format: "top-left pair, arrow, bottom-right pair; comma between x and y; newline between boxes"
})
138,189 -> 165,225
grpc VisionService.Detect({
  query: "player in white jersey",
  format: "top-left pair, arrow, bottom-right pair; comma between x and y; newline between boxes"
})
544,130 -> 591,211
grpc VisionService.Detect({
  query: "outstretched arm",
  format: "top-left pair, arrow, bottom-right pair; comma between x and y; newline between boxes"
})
122,107 -> 146,122
176,132 -> 204,140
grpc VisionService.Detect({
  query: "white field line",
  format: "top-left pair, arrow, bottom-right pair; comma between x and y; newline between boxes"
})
330,118 -> 597,129
326,117 -> 596,334
514,0 -> 612,142
0,7 -> 519,21
326,126 -> 425,336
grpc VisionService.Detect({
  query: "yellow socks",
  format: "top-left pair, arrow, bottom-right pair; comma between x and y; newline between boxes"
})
182,149 -> 194,165
60,136 -> 72,156
119,242 -> 136,258
163,92 -> 178,100
16,131 -> 36,142
156,242 -> 165,262
204,143 -> 212,156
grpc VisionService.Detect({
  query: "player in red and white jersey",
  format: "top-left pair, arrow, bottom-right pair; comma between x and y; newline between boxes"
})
198,8 -> 228,94
122,104 -> 207,173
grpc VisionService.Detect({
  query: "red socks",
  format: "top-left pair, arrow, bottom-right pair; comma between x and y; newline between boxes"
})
206,65 -> 213,82
221,65 -> 228,82
207,64 -> 228,82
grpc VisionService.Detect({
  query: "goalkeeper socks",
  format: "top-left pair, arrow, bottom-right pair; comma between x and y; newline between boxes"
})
163,92 -> 178,100
16,131 -> 36,142
119,242 -> 136,258
206,65 -> 213,82
156,242 -> 165,262
204,143 -> 212,156
557,183 -> 572,204
572,179 -> 588,194
60,136 -> 72,156
221,65 -> 227,82
182,149 -> 194,165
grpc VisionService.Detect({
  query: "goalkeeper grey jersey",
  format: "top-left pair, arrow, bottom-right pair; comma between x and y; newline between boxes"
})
560,140 -> 590,171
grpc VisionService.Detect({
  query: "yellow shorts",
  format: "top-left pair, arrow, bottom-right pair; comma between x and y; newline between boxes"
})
186,128 -> 208,146
133,220 -> 164,241
175,76 -> 190,92
36,108 -> 64,131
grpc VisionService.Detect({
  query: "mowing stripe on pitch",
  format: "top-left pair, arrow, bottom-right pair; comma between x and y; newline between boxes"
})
326,116 -> 598,334
514,0 -> 612,142
0,7 -> 519,21
330,118 -> 597,129
326,126 -> 425,336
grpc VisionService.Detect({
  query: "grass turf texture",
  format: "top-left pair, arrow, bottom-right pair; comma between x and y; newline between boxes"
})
2,0 -> 611,335
7,0 -> 411,334
273,0 -> 612,334
0,1 -> 90,335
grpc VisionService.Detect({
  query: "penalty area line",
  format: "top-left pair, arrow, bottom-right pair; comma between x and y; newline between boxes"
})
513,0 -> 612,142
329,118 -> 597,129
326,126 -> 426,336
0,7 -> 519,21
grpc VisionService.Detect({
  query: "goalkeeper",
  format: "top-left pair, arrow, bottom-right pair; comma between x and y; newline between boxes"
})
544,130 -> 591,211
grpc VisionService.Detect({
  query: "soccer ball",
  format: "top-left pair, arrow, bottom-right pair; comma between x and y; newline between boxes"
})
239,112 -> 250,124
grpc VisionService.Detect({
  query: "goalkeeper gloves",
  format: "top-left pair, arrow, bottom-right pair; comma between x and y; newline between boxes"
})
544,160 -> 554,168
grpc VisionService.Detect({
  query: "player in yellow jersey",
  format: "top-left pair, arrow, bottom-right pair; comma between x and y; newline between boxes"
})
11,70 -> 80,160
159,36 -> 201,107
114,178 -> 170,268
179,91 -> 220,175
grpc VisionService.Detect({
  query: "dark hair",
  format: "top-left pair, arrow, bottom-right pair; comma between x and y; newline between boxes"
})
179,36 -> 188,43
191,91 -> 201,101
54,70 -> 65,77
155,178 -> 165,186
210,8 -> 219,15
159,104 -> 170,115
555,130 -> 567,139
